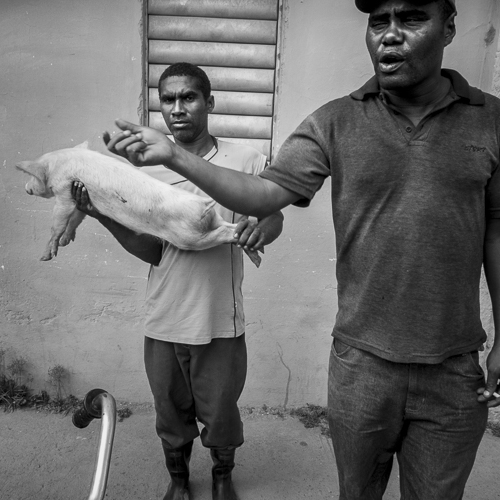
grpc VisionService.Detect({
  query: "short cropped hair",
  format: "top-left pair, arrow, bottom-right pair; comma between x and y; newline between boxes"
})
158,63 -> 212,101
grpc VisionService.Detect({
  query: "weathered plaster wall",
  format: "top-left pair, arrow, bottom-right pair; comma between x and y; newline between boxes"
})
0,0 -> 334,407
1,0 -> 499,408
0,0 -> 148,400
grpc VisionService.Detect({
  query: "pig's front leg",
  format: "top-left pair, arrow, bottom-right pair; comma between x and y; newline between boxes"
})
41,198 -> 78,261
59,209 -> 86,247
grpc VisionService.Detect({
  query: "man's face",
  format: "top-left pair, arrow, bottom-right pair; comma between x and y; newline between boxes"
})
159,75 -> 214,144
366,0 -> 454,93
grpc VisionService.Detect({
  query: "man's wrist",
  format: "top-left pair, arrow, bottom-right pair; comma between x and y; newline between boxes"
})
162,142 -> 184,173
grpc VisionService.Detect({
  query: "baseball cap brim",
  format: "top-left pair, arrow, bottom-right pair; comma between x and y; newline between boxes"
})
355,0 -> 456,14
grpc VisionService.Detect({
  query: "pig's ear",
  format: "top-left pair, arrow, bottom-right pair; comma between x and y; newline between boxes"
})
15,161 -> 47,183
74,141 -> 89,150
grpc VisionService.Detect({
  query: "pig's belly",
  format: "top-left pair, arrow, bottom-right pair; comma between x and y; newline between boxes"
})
90,185 -> 236,251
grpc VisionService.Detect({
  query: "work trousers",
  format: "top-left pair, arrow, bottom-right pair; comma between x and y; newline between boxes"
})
328,338 -> 488,500
144,335 -> 247,451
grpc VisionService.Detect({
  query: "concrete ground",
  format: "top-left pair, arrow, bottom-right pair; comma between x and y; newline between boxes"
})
1,405 -> 500,500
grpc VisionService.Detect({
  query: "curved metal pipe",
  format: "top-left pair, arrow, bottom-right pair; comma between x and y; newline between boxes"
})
73,389 -> 117,500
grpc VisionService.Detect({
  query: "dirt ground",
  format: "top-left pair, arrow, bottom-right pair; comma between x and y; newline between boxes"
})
1,405 -> 500,500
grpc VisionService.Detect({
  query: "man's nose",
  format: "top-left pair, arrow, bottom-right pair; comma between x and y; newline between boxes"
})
382,22 -> 403,45
172,99 -> 184,115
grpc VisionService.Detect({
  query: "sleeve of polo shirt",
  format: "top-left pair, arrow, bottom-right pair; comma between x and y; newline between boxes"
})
259,113 -> 331,208
250,151 -> 268,177
487,162 -> 500,219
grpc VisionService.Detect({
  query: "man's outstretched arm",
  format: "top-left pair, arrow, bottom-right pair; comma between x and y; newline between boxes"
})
103,120 -> 301,219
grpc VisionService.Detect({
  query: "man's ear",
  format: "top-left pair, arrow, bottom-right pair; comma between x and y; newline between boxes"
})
74,140 -> 89,149
15,161 -> 47,183
207,95 -> 215,114
444,14 -> 456,47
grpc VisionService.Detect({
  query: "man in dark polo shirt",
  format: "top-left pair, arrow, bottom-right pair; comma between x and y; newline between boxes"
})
102,0 -> 500,498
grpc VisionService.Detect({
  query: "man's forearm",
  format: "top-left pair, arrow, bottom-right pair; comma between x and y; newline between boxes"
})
105,120 -> 301,216
166,145 -> 298,218
94,213 -> 162,265
481,220 -> 500,403
484,220 -> 500,341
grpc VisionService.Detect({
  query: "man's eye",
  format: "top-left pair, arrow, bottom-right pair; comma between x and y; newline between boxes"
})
185,95 -> 195,102
370,20 -> 388,29
402,15 -> 426,24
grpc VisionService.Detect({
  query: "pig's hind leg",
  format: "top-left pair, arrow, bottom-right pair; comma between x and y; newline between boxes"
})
41,198 -> 81,261
202,209 -> 262,268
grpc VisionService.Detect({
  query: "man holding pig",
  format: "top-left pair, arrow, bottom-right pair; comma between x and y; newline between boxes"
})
73,62 -> 283,500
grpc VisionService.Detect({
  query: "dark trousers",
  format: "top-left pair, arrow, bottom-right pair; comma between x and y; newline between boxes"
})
144,335 -> 247,450
328,338 -> 488,500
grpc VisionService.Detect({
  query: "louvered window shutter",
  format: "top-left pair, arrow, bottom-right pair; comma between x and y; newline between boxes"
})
146,0 -> 280,159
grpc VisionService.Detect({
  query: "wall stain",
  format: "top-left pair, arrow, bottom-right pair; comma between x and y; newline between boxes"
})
485,25 -> 496,47
4,310 -> 31,325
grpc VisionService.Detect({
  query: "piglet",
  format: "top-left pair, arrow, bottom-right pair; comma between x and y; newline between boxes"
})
16,142 -> 261,267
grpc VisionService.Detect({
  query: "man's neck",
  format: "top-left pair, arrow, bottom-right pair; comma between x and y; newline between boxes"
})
174,133 -> 215,158
382,75 -> 451,125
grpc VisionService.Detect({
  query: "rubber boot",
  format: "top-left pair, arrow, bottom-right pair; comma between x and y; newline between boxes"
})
163,441 -> 193,500
211,448 -> 238,500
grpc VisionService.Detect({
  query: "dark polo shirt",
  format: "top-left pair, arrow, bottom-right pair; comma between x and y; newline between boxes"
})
261,69 -> 500,363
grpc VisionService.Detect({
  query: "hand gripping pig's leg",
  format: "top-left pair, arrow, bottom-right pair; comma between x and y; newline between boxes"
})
199,205 -> 262,267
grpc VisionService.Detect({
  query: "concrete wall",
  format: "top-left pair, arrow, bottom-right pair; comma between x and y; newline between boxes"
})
0,0 -> 147,399
1,0 -> 499,407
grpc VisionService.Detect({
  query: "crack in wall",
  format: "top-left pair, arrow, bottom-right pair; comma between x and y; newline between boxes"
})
277,342 -> 291,410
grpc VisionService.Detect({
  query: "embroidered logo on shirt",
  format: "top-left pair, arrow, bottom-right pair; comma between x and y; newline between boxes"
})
464,145 -> 487,153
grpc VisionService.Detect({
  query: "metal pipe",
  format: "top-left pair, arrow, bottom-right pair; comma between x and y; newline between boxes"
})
73,389 -> 117,500
87,392 -> 116,500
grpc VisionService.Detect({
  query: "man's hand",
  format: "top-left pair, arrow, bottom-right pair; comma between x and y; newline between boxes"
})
233,218 -> 266,253
103,119 -> 175,167
71,181 -> 98,218
477,343 -> 500,408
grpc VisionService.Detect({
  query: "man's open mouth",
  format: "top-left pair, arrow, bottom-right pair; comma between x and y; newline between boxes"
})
379,53 -> 405,73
